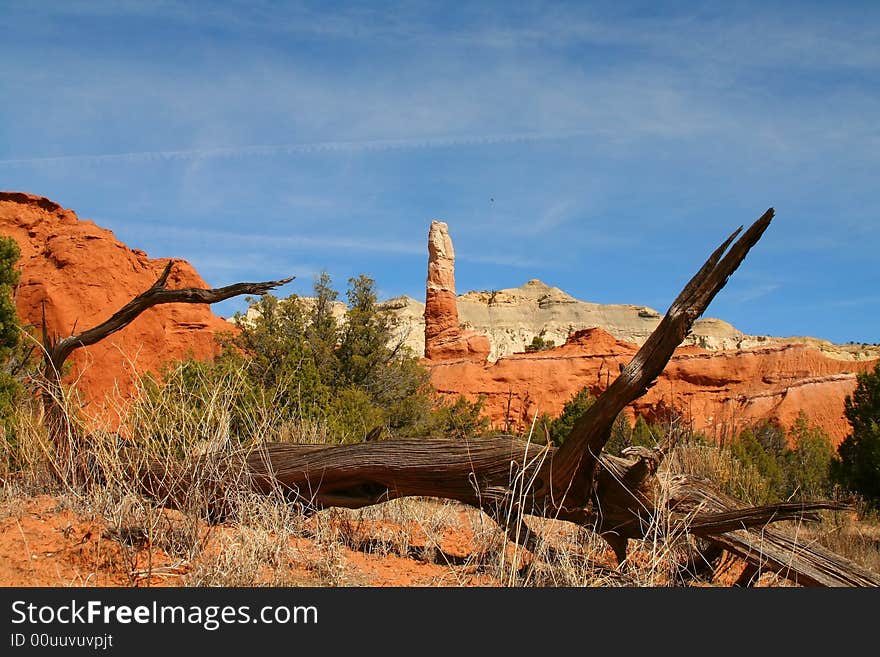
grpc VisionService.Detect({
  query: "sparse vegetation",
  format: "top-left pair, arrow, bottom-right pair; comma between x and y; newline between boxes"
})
0,237 -> 41,473
540,386 -> 695,454
524,331 -> 555,353
0,237 -> 25,426
140,272 -> 487,445
544,385 -> 838,506
539,386 -> 595,446
832,363 -> 880,507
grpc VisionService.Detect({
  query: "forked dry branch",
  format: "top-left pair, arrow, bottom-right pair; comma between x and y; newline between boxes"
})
39,210 -> 880,586
39,261 -> 293,483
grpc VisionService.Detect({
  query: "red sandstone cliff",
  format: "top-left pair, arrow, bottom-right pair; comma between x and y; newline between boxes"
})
423,226 -> 876,445
0,192 -> 231,426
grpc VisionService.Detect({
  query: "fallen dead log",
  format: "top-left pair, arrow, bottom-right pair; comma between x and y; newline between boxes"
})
120,433 -> 880,587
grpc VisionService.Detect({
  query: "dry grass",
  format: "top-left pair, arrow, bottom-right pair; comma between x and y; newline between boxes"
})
2,370 -> 879,588
665,442 -> 776,505
800,507 -> 880,574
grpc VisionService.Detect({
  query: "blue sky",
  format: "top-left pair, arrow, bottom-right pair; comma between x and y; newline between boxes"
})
1,1 -> 877,344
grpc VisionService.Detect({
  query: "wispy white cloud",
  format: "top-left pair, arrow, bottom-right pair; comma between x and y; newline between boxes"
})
468,12 -> 880,72
0,131 -> 589,168
41,3 -> 880,73
532,200 -> 577,234
186,253 -> 315,277
106,218 -> 544,268
1,2 -> 877,343
3,4 -> 878,177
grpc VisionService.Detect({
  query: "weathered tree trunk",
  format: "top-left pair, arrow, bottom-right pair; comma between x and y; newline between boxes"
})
39,211 -> 880,586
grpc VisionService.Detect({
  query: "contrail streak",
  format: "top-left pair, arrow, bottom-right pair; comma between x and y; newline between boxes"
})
0,130 -> 588,167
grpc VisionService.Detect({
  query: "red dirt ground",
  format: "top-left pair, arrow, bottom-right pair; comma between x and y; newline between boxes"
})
0,496 -> 503,587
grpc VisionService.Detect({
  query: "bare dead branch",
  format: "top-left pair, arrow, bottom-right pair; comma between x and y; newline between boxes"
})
665,475 -> 880,587
119,439 -> 880,587
48,260 -> 293,370
683,500 -> 850,535
542,208 -> 775,511
40,260 -> 292,484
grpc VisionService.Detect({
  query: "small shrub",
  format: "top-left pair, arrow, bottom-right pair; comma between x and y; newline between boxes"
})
832,363 -> 880,506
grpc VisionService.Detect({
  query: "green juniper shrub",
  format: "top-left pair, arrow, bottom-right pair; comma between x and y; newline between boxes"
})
135,272 -> 487,447
0,237 -> 22,422
542,385 -> 655,454
728,423 -> 787,503
785,411 -> 835,499
525,332 -> 555,353
832,363 -> 880,506
725,416 -> 835,504
544,386 -> 595,447
0,237 -> 42,469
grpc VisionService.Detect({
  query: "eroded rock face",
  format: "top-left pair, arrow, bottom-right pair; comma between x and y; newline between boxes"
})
418,220 -> 877,445
396,283 -> 879,364
423,220 -> 490,361
0,192 -> 231,428
427,327 -> 876,445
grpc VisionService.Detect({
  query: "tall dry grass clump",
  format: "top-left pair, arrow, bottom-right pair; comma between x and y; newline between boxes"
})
0,359 -> 319,585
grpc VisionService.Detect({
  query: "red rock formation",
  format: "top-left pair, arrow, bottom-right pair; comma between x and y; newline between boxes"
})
420,222 -> 878,447
3,193 -> 872,446
423,220 -> 490,361
0,192 -> 232,428
428,326 -> 875,445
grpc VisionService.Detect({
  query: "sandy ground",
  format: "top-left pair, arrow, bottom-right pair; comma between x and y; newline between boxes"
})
0,496 -> 503,587
3,494 -> 874,588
